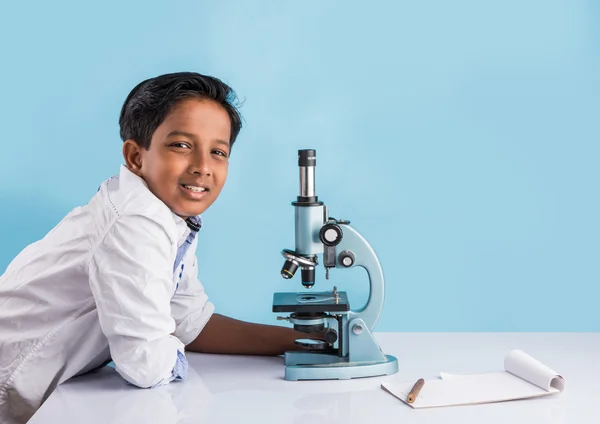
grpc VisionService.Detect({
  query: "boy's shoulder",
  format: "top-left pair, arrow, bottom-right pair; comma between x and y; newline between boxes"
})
99,165 -> 181,241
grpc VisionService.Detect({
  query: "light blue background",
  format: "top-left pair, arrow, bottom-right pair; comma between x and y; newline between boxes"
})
0,1 -> 598,331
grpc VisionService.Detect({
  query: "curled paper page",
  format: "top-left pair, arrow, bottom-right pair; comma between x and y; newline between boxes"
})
440,349 -> 565,393
504,349 -> 565,392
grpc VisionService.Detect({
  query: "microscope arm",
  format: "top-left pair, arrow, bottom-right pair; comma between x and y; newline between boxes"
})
334,224 -> 385,331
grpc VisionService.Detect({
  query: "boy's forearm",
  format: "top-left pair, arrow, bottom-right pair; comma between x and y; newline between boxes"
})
186,313 -> 311,355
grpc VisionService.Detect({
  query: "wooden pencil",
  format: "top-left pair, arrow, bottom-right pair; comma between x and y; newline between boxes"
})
407,378 -> 425,404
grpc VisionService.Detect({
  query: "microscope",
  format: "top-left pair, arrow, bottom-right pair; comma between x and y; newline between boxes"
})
273,149 -> 398,381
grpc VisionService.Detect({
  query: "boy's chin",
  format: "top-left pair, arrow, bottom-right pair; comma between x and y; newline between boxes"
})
174,208 -> 206,219
171,202 -> 209,219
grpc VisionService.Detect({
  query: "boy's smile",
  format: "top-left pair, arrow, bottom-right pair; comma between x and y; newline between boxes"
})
122,98 -> 231,218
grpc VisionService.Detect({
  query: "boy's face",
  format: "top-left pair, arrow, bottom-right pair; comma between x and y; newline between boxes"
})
123,98 -> 231,218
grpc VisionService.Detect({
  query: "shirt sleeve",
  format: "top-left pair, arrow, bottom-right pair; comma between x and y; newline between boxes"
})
88,213 -> 187,388
170,237 -> 215,346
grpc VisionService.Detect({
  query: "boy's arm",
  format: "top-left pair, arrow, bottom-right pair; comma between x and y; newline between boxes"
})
90,214 -> 186,388
185,313 -> 315,355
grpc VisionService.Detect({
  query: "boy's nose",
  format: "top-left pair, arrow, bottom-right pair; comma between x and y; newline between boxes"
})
188,151 -> 212,176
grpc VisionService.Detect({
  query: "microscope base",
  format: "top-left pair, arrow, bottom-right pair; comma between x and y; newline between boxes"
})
283,354 -> 398,381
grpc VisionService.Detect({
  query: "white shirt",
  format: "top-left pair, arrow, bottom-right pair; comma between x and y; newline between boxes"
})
0,165 -> 214,424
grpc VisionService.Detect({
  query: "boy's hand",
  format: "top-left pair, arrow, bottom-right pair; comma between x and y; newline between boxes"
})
185,313 -> 329,356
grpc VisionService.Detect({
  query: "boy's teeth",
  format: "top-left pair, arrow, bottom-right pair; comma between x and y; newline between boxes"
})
183,185 -> 206,192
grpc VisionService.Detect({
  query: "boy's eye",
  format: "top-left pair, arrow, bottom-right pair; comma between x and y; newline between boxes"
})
212,149 -> 228,158
170,142 -> 191,149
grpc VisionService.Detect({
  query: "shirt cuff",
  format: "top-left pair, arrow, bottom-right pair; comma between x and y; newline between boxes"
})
172,349 -> 188,380
147,349 -> 188,388
174,301 -> 215,345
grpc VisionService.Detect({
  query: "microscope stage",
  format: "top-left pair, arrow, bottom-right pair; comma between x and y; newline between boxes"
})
272,291 -> 350,313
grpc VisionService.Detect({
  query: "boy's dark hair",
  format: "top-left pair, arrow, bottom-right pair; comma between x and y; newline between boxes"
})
119,72 -> 242,149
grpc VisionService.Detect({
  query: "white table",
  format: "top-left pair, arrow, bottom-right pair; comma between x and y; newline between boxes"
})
29,333 -> 599,423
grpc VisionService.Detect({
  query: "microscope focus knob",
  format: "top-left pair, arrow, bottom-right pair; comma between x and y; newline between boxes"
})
324,329 -> 338,344
338,250 -> 355,267
319,223 -> 343,246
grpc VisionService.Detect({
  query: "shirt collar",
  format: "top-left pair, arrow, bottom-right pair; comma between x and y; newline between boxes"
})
118,165 -> 203,241
172,214 -> 203,233
185,215 -> 202,232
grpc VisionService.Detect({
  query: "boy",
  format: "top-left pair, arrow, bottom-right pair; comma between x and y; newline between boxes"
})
0,72 -> 312,424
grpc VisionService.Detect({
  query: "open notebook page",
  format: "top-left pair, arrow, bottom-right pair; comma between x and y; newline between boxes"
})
381,350 -> 565,409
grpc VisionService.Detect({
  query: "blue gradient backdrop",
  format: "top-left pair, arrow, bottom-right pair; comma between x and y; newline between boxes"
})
0,1 -> 598,331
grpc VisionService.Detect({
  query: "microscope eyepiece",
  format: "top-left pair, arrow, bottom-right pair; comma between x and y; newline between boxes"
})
297,149 -> 318,202
298,149 -> 316,167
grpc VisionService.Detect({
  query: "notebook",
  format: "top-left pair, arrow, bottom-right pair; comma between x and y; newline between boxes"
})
381,350 -> 565,408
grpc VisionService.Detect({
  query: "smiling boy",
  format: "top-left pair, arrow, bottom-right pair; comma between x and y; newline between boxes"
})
0,72 -> 309,424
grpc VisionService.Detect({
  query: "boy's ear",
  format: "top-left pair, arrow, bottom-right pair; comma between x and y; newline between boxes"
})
122,140 -> 144,176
